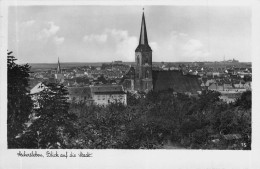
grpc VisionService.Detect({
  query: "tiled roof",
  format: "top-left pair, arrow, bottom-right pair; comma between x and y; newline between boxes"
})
67,87 -> 91,96
125,66 -> 135,78
124,66 -> 135,82
90,85 -> 125,94
152,70 -> 201,94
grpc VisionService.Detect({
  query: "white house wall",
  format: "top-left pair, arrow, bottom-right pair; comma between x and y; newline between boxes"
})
92,94 -> 127,106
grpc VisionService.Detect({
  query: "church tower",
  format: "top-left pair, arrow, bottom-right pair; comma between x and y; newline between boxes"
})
135,10 -> 153,92
57,57 -> 61,74
55,57 -> 64,82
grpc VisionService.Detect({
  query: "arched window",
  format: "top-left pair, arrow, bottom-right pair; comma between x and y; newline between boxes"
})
145,57 -> 149,64
137,56 -> 140,65
145,70 -> 149,78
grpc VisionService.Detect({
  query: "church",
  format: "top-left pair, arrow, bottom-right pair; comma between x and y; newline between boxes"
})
123,11 -> 201,94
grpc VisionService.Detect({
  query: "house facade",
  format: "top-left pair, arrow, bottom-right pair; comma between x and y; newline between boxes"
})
90,85 -> 127,106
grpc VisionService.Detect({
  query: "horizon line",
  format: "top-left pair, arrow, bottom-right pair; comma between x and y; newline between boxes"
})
23,61 -> 252,64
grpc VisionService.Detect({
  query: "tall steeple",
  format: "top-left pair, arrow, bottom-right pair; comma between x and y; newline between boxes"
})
139,10 -> 148,45
135,9 -> 152,52
57,57 -> 61,74
134,8 -> 153,92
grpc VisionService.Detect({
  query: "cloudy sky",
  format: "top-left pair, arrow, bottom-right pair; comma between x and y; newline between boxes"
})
8,6 -> 251,63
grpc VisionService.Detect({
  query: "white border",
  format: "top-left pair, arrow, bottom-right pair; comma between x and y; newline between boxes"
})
1,0 -> 255,6
1,0 -> 260,169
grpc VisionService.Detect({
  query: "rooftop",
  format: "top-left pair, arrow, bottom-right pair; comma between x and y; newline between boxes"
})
90,85 -> 125,94
153,70 -> 201,94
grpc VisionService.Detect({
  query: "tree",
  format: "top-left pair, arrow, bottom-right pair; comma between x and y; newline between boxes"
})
7,51 -> 33,148
243,75 -> 252,82
234,91 -> 252,149
22,83 -> 77,148
66,88 -> 251,149
68,102 -> 130,149
127,92 -> 142,106
235,91 -> 251,110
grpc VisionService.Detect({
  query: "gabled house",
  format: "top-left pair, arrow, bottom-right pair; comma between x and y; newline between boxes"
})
30,82 -> 48,108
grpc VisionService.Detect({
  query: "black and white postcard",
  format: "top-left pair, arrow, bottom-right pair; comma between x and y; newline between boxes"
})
1,0 -> 260,169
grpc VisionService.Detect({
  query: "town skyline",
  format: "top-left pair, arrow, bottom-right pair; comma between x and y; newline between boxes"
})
8,6 -> 251,64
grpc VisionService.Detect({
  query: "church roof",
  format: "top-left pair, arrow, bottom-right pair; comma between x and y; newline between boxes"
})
125,66 -> 135,77
153,70 -> 202,94
135,11 -> 152,52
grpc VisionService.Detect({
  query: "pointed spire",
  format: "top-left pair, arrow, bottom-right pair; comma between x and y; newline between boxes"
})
135,9 -> 152,52
57,57 -> 61,74
139,10 -> 149,45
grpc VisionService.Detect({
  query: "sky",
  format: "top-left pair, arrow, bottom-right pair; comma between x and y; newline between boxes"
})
8,6 -> 251,63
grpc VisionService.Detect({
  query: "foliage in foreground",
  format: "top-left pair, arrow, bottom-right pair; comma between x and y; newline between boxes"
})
8,52 -> 77,148
20,83 -> 77,148
68,90 -> 251,149
7,51 -> 33,148
8,52 -> 251,149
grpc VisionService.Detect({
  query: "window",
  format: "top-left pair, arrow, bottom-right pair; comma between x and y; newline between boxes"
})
145,57 -> 148,64
145,70 -> 149,78
137,56 -> 140,65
